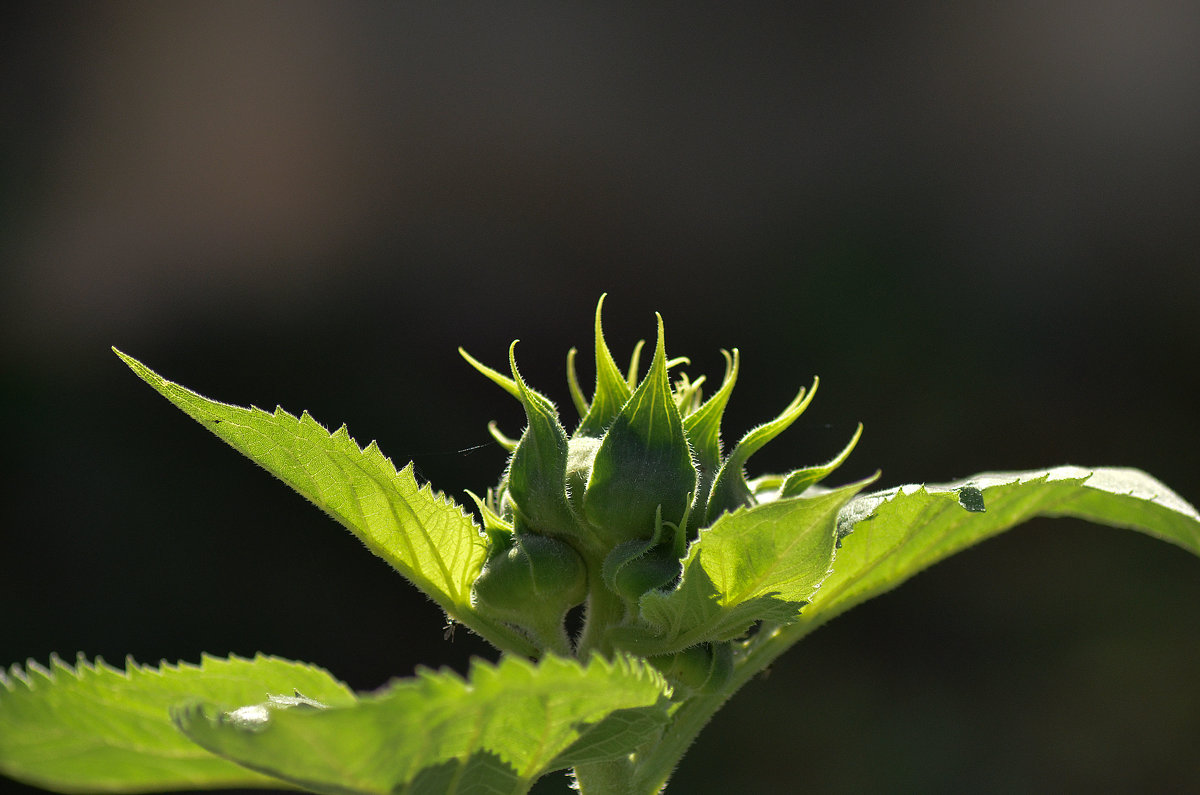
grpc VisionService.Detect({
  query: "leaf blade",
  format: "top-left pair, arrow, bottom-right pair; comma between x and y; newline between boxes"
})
816,466 -> 1200,625
0,653 -> 353,793
617,479 -> 870,656
114,350 -> 534,656
173,654 -> 670,795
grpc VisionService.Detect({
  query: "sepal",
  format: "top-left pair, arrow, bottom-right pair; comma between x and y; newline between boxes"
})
646,642 -> 732,694
682,348 -> 739,526
576,294 -> 633,437
779,423 -> 863,498
472,533 -> 587,654
583,315 -> 699,545
704,377 -> 818,523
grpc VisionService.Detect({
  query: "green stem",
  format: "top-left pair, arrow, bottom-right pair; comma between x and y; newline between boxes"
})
575,559 -> 625,658
630,693 -> 725,794
630,623 -> 819,792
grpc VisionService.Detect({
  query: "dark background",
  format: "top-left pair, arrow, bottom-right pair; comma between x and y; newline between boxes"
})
3,3 -> 1199,793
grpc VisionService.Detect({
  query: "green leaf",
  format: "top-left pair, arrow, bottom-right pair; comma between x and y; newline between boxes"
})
811,466 -> 1200,626
548,705 -> 669,769
0,653 -> 353,793
173,654 -> 670,795
113,349 -> 535,657
612,479 -> 871,656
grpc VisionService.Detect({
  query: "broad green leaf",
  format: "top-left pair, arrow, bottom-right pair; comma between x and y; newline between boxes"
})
173,654 -> 669,795
0,653 -> 353,793
547,705 -> 669,769
811,466 -> 1200,625
613,479 -> 871,656
114,350 -> 535,657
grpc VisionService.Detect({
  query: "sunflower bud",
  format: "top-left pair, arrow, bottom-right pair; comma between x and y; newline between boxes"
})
581,314 -> 698,546
471,533 -> 587,652
461,295 -> 860,657
647,642 -> 733,693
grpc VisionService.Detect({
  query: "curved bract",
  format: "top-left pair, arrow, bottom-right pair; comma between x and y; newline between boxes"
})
2,297 -> 1198,795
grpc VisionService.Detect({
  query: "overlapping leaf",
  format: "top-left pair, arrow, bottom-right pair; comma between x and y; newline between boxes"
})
0,653 -> 353,793
173,654 -> 670,795
808,466 -> 1200,627
612,479 -> 871,656
115,350 -> 534,656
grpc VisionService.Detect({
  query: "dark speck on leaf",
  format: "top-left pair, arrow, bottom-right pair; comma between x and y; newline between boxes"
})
957,485 -> 986,513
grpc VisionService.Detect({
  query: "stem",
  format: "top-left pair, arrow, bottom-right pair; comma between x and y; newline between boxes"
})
630,622 -> 823,792
630,693 -> 726,794
575,559 -> 625,658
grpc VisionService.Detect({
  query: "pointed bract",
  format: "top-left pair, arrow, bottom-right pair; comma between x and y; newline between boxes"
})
584,315 -> 699,546
778,423 -> 864,498
704,377 -> 818,523
503,342 -> 581,544
577,294 -> 634,437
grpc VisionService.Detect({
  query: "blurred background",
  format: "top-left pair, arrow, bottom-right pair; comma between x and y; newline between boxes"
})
3,3 -> 1199,793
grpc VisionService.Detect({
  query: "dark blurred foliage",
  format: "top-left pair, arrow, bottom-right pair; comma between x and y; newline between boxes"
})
3,3 -> 1199,793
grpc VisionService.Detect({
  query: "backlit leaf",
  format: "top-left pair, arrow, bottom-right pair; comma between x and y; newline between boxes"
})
174,654 -> 669,795
812,466 -> 1200,626
0,653 -> 352,793
114,349 -> 534,656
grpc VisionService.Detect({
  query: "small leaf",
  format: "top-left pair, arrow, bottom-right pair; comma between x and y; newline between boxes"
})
173,654 -> 670,795
0,653 -> 353,793
114,349 -> 535,657
614,478 -> 872,656
584,315 -> 698,546
812,466 -> 1200,628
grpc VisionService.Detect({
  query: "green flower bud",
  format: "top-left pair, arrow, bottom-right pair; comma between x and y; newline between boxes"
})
461,297 -> 860,636
583,314 -> 698,546
603,539 -> 681,606
472,534 -> 587,653
647,642 -> 733,693
460,343 -> 589,547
